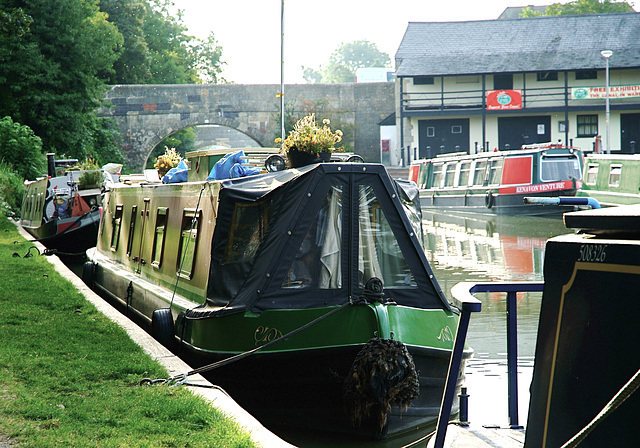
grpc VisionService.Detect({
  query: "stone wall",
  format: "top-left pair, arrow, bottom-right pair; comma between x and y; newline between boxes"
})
100,83 -> 394,171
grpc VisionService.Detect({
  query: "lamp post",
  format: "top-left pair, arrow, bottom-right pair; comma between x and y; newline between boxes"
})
601,50 -> 613,154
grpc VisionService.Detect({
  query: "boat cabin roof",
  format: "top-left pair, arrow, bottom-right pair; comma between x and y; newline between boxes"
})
193,163 -> 452,316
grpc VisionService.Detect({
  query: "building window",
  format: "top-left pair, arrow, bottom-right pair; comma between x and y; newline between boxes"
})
414,76 -> 435,85
609,165 -> 622,187
451,125 -> 462,134
494,74 -> 513,90
426,126 -> 435,137
577,115 -> 598,138
575,70 -> 597,80
537,71 -> 558,81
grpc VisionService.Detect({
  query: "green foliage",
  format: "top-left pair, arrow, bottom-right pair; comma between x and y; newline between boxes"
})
304,40 -> 391,84
0,217 -> 256,447
0,116 -> 45,180
0,0 -> 124,164
521,0 -> 634,16
0,162 -> 24,217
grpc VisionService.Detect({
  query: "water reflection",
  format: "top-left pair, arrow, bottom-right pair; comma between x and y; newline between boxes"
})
421,211 -> 570,358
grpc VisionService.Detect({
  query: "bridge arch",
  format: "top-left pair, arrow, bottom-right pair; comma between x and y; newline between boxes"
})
100,83 -> 394,172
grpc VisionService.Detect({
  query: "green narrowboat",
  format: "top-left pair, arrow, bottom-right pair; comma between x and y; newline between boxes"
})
83,161 -> 471,442
578,153 -> 640,206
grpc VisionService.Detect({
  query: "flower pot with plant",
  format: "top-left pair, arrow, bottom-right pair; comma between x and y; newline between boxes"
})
276,114 -> 343,168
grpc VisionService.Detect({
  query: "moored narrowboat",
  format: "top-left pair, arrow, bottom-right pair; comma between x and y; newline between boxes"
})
20,154 -> 104,256
83,160 -> 471,442
408,143 -> 584,216
578,153 -> 640,206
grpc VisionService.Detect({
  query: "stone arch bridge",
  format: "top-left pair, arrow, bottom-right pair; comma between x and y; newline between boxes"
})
99,83 -> 394,172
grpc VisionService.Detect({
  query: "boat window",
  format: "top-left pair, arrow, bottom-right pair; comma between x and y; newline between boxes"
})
473,160 -> 487,185
110,204 -> 123,252
151,208 -> 168,268
417,162 -> 429,189
585,163 -> 599,186
358,184 -> 417,290
225,201 -> 270,264
177,209 -> 201,279
431,163 -> 444,188
540,155 -> 581,182
282,186 -> 342,289
458,162 -> 471,187
609,165 -> 622,187
126,205 -> 137,257
444,163 -> 457,187
488,159 -> 503,185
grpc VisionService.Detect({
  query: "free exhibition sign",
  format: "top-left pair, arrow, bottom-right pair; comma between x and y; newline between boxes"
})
486,90 -> 522,110
572,85 -> 640,99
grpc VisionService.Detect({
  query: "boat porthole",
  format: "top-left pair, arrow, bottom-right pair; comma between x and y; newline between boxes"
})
485,191 -> 494,209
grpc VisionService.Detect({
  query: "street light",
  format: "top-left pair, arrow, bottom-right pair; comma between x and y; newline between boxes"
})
601,50 -> 613,154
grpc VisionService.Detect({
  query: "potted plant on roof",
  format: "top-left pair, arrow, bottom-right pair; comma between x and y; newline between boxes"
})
154,147 -> 182,177
276,113 -> 343,168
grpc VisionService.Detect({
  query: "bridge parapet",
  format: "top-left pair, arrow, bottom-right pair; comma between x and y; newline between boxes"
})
100,83 -> 394,171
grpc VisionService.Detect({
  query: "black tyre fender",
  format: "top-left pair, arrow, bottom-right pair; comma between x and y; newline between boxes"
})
485,191 -> 494,209
151,308 -> 175,350
82,261 -> 95,288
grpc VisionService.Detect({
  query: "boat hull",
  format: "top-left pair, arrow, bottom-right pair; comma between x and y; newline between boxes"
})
23,210 -> 101,255
182,341 -> 469,441
419,186 -> 578,216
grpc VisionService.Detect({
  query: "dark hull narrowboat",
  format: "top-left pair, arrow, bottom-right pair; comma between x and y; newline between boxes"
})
408,144 -> 584,216
578,153 -> 640,206
84,162 -> 472,442
20,155 -> 103,257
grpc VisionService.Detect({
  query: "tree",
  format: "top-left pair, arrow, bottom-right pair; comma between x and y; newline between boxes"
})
305,40 -> 391,84
0,0 -> 124,164
521,0 -> 634,16
0,116 -> 45,180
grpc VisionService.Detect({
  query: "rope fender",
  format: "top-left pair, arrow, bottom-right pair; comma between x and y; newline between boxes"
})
343,337 -> 419,430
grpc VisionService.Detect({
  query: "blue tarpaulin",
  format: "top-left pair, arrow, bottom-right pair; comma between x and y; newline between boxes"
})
162,159 -> 188,184
206,150 -> 261,181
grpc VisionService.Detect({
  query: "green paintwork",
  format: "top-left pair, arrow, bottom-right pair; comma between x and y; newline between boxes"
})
182,304 -> 459,354
578,154 -> 640,206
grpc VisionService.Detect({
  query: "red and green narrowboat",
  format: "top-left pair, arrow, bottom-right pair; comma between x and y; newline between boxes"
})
408,143 -> 584,216
83,161 -> 471,442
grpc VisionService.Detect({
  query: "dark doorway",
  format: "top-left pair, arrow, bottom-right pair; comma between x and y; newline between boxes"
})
621,113 -> 640,154
418,118 -> 470,158
498,116 -> 551,150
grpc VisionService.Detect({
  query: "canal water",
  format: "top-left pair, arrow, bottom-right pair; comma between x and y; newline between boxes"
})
422,210 -> 571,431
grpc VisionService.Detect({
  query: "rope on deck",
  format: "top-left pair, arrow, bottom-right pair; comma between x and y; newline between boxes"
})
561,368 -> 640,448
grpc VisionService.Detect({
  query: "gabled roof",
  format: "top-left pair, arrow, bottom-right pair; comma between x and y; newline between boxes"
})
395,13 -> 640,77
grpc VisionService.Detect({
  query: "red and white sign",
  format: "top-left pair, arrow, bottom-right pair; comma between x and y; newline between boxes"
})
499,180 -> 573,195
486,90 -> 523,110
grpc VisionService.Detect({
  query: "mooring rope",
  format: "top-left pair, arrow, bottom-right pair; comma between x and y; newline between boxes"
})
560,368 -> 640,448
140,299 -> 353,387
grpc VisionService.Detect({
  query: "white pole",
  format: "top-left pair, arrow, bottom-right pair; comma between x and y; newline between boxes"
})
601,50 -> 613,154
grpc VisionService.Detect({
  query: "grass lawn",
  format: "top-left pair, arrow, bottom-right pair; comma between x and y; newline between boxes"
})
0,215 -> 256,448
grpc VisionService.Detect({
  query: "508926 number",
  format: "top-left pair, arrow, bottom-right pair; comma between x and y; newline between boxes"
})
578,244 -> 607,263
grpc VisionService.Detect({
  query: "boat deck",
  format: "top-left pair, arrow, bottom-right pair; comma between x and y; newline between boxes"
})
429,425 -> 524,448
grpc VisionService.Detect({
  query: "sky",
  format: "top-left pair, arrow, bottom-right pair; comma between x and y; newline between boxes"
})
173,1 -> 560,84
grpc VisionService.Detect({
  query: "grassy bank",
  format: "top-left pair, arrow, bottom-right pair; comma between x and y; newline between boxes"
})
0,215 -> 255,448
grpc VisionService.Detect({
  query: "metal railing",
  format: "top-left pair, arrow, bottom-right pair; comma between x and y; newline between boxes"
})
433,281 -> 544,447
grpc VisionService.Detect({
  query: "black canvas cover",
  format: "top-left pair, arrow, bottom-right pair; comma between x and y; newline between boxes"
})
204,164 -> 451,316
